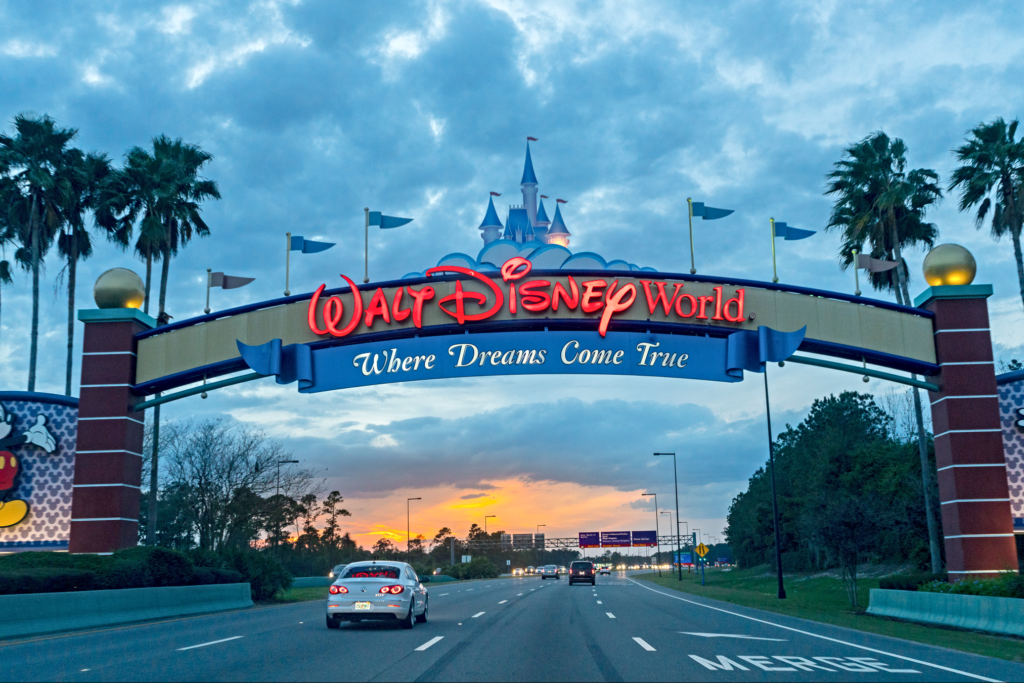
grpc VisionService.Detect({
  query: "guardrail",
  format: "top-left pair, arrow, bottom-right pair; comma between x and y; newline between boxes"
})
0,583 -> 253,640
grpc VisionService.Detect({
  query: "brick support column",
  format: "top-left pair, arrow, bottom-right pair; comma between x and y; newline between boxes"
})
68,308 -> 154,553
918,284 -> 1018,578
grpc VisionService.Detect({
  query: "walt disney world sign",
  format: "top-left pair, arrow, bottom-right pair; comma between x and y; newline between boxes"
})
131,256 -> 939,398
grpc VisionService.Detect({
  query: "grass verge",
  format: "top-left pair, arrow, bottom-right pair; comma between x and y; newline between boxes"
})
636,568 -> 1024,663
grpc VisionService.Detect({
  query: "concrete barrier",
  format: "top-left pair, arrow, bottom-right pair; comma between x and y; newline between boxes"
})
867,588 -> 1024,637
0,583 -> 253,640
292,577 -> 333,588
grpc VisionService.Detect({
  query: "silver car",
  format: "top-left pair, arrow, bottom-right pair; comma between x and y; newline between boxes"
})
326,561 -> 429,629
539,564 -> 560,580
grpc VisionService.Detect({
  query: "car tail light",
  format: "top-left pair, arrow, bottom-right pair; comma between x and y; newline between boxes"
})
329,585 -> 348,594
381,584 -> 405,594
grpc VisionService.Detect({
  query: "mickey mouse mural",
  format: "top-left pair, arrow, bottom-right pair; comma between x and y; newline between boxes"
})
0,403 -> 57,527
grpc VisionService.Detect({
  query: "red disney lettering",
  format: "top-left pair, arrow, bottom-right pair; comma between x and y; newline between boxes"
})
426,265 -> 504,324
552,277 -> 579,311
307,275 -> 363,338
598,281 -> 637,336
364,288 -> 391,326
581,280 -> 607,313
501,257 -> 532,314
640,281 -> 683,316
404,285 -> 435,328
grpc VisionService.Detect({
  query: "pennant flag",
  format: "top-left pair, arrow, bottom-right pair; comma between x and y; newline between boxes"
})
773,221 -> 816,241
527,136 -> 538,141
490,191 -> 502,197
369,211 -> 413,229
290,236 -> 335,253
541,195 -> 549,199
690,202 -> 734,220
857,253 -> 898,273
556,198 -> 568,204
237,339 -> 314,388
210,272 -> 255,289
726,326 -> 807,378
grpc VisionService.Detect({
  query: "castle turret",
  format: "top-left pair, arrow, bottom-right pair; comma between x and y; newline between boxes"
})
544,204 -> 570,247
479,196 -> 503,245
534,197 -> 551,238
521,142 -> 538,228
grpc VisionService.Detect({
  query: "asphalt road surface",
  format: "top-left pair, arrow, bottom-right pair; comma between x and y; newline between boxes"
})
4,572 -> 1023,682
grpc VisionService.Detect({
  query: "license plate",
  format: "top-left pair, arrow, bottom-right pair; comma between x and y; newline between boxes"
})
354,602 -> 372,611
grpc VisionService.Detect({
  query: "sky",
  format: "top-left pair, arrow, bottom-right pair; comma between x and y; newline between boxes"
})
2,0 -> 1024,551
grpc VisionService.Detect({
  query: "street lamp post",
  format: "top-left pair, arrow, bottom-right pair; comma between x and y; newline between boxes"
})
407,497 -> 421,559
764,367 -> 787,599
642,493 -> 660,577
654,453 -> 683,581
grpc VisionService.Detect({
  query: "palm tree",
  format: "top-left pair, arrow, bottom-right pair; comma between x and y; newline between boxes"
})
57,150 -> 117,395
150,135 -> 220,324
113,145 -> 171,313
0,223 -> 13,350
0,114 -> 77,391
949,118 -> 1024,308
114,136 -> 219,546
825,131 -> 944,574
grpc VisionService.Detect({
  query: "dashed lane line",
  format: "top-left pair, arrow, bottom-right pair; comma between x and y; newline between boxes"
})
177,636 -> 243,652
606,613 -> 616,619
472,612 -> 485,618
416,637 -> 444,651
498,600 -> 508,604
626,578 -> 999,683
439,593 -> 449,596
517,593 -> 523,596
633,637 -> 656,652
597,601 -> 603,605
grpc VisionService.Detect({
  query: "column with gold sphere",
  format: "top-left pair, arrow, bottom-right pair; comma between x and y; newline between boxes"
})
915,244 -> 1018,579
69,268 -> 154,553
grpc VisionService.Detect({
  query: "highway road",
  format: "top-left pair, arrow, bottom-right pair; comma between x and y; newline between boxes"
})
3,572 -> 1022,682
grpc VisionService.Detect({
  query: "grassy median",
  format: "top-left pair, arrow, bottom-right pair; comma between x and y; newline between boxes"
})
635,568 -> 1024,663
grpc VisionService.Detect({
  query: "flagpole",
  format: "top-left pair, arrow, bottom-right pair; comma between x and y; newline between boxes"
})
687,198 -> 696,275
364,207 -> 370,284
205,268 -> 212,314
769,217 -> 779,283
852,249 -> 861,296
284,232 -> 292,296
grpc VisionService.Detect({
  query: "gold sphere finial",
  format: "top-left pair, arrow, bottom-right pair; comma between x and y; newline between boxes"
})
922,244 -> 977,287
94,268 -> 146,309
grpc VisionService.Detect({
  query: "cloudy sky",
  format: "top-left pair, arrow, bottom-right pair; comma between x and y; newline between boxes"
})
2,0 -> 1024,549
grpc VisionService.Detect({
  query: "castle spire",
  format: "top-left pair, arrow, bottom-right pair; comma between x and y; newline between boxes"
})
479,196 -> 503,245
521,140 -> 539,228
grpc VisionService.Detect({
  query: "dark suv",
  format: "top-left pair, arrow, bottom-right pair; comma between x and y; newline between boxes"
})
569,561 -> 596,586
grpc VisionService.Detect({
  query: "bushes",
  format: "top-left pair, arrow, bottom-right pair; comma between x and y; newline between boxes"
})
0,547 -> 249,595
879,572 -> 947,592
221,549 -> 292,601
918,573 -> 1024,599
441,557 -> 499,580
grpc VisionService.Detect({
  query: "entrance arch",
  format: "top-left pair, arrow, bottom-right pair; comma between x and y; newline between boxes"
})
69,259 -> 1017,579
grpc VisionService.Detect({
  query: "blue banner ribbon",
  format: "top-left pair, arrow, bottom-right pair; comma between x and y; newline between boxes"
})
725,325 -> 806,377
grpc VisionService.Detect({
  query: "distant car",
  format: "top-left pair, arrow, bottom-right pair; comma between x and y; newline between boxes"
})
329,564 -> 347,579
526,566 -> 535,575
569,561 -> 596,586
513,568 -> 524,576
539,564 -> 559,580
558,566 -> 567,575
599,566 -> 610,576
326,561 -> 428,630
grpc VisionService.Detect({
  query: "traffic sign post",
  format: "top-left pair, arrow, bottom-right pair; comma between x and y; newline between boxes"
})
695,543 -> 709,558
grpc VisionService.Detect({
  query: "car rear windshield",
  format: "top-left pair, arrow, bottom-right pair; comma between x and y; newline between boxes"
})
342,566 -> 401,579
571,562 -> 593,569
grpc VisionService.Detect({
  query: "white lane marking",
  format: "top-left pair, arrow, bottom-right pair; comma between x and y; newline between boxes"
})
606,613 -> 616,619
517,593 -> 523,596
681,632 -> 787,641
472,612 -> 485,618
80,670 -> 90,673
177,636 -> 243,651
530,589 -> 536,591
416,636 -> 444,651
499,600 -> 508,604
466,589 -> 474,592
633,637 -> 656,651
597,601 -> 603,604
439,593 -> 449,596
627,579 -> 997,682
